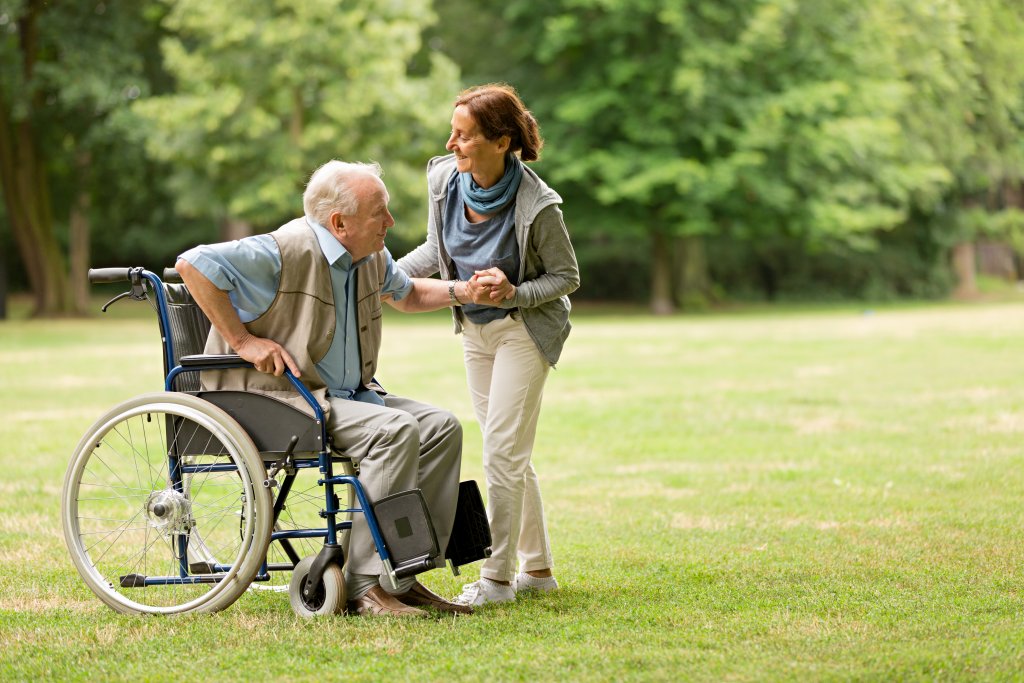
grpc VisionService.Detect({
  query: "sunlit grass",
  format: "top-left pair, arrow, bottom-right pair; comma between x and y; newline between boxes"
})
1,299 -> 1023,680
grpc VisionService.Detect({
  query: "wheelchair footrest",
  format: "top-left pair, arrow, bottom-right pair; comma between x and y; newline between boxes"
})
444,480 -> 492,569
372,489 -> 439,567
392,556 -> 436,580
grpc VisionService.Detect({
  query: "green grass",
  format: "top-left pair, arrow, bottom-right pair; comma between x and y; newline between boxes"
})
2,299 -> 1024,681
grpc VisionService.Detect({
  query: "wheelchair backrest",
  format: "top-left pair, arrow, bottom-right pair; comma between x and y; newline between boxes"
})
162,282 -> 213,392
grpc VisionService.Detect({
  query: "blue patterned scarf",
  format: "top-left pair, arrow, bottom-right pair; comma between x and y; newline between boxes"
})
459,154 -> 523,215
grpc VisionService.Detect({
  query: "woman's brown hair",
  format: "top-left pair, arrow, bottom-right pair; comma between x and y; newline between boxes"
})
455,84 -> 544,162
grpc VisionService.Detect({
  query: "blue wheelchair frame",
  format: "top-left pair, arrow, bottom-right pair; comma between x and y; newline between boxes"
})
103,266 -> 425,592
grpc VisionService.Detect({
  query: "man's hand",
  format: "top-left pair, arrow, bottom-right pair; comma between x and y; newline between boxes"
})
176,258 -> 300,378
235,332 -> 300,377
470,267 -> 516,304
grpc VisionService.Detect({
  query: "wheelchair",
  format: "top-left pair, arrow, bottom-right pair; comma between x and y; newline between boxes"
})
61,266 -> 490,617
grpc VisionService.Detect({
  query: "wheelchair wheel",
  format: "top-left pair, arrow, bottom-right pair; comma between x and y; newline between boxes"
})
288,555 -> 346,617
62,392 -> 273,615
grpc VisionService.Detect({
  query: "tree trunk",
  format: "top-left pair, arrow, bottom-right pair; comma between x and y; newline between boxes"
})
650,231 -> 675,315
69,151 -> 92,314
951,241 -> 977,298
674,234 -> 711,310
0,1 -> 74,317
220,217 -> 254,242
0,254 -> 7,320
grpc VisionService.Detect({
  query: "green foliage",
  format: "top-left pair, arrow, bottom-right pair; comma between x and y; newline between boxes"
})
4,0 -> 1024,303
132,0 -> 460,235
510,0 -> 960,246
430,0 -> 1024,303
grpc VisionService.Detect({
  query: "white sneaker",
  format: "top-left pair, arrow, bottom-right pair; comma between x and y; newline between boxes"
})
451,578 -> 516,606
513,573 -> 559,593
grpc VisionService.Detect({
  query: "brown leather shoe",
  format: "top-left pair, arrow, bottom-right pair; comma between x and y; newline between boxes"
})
394,581 -> 474,615
348,585 -> 429,618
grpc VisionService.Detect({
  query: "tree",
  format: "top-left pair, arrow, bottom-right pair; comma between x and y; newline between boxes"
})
936,0 -> 1024,294
132,0 -> 460,240
0,0 -> 67,315
0,0 -> 163,315
501,0 -> 974,310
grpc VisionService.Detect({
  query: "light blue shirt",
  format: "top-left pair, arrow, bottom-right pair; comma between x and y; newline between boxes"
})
179,217 -> 412,404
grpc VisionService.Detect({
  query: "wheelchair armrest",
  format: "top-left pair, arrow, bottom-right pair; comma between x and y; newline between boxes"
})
170,356 -> 324,423
179,354 -> 253,369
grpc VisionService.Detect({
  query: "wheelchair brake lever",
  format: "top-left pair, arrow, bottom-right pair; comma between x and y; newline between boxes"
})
101,268 -> 149,312
264,435 -> 300,488
101,291 -> 133,312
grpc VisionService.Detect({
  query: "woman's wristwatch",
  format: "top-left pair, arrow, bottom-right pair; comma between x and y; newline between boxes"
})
449,279 -> 463,306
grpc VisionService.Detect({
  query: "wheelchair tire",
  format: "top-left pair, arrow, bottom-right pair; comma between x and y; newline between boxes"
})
62,392 -> 273,615
288,555 -> 346,617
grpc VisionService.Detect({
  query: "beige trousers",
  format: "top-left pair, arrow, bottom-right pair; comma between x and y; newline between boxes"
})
327,394 -> 462,579
462,312 -> 553,583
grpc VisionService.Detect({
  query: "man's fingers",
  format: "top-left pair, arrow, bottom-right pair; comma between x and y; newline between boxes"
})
282,349 -> 301,377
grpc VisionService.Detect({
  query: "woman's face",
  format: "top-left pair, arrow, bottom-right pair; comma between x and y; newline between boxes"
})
446,105 -> 508,184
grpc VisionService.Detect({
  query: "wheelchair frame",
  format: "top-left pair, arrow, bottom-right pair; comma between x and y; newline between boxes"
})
62,266 -> 438,616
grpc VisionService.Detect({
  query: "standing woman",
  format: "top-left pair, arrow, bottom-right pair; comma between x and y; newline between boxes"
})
397,84 -> 580,606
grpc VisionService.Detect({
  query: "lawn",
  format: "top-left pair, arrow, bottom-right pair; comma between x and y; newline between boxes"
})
1,298 -> 1023,681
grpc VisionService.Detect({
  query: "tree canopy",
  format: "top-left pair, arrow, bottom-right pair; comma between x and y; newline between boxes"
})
2,0 -> 1023,314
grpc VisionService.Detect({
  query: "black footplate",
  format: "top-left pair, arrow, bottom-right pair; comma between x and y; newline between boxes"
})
372,489 -> 439,574
444,480 -> 492,570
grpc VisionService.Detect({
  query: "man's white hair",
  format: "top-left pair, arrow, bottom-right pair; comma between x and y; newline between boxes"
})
303,160 -> 384,226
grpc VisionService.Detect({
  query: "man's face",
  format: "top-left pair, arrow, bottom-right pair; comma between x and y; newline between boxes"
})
331,176 -> 394,261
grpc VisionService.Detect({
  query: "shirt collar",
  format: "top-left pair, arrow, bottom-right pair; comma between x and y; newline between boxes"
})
305,216 -> 370,270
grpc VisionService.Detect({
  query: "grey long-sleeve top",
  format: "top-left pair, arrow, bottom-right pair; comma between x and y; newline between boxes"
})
397,154 -> 580,365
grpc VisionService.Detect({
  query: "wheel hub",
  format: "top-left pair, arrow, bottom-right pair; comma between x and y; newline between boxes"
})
145,489 -> 193,534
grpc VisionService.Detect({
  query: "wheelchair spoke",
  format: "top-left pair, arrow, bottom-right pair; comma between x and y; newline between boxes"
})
82,508 -> 147,565
108,422 -> 163,489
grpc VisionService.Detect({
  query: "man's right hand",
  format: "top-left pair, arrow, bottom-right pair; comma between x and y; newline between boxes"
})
235,333 -> 301,377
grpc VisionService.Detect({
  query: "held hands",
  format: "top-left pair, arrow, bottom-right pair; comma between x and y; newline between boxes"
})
235,332 -> 300,377
465,267 -> 515,305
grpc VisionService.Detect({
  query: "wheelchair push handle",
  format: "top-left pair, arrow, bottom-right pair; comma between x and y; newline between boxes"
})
162,268 -> 183,283
88,267 -> 135,283
88,267 -> 154,312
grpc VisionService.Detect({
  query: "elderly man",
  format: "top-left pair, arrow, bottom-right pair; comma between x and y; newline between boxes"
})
176,160 -> 473,617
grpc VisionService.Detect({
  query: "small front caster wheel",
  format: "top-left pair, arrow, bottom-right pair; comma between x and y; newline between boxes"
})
288,555 -> 346,617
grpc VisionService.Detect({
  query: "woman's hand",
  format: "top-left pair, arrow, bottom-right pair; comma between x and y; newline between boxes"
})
470,267 -> 516,304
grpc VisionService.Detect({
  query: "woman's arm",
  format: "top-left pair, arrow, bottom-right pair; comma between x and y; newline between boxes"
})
503,204 -> 580,308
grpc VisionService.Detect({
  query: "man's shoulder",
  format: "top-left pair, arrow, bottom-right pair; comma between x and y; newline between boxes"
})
272,217 -> 312,238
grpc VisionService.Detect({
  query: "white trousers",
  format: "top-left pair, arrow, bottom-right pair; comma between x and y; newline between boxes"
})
462,312 -> 553,582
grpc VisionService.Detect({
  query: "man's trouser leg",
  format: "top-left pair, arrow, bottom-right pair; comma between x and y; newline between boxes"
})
326,395 -> 461,592
382,395 -> 462,567
326,398 -> 420,584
